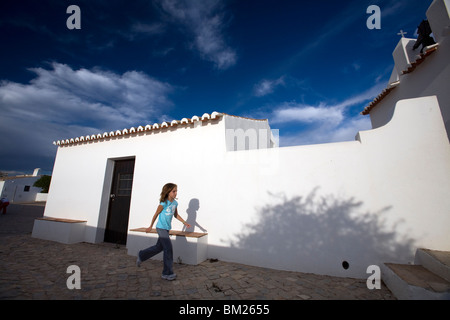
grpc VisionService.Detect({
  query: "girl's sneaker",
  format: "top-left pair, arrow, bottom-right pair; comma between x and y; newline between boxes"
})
161,273 -> 177,281
136,256 -> 142,267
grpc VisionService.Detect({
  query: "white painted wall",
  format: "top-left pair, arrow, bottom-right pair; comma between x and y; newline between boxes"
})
370,0 -> 450,141
41,96 -> 450,278
35,193 -> 48,202
44,118 -> 231,243
184,97 -> 450,279
0,176 -> 43,203
38,0 -> 450,280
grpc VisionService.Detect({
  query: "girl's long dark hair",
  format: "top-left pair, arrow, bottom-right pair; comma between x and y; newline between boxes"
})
160,183 -> 177,203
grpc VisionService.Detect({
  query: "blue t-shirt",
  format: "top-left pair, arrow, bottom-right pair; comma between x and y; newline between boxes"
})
156,200 -> 178,230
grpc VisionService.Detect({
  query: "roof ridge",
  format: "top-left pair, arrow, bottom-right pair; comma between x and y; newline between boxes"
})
54,111 -> 223,146
361,44 -> 439,115
220,113 -> 268,122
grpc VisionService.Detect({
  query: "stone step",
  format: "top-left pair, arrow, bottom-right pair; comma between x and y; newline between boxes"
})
382,262 -> 450,300
414,248 -> 450,282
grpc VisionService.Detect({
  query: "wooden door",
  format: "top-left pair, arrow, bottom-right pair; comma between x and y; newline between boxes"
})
104,159 -> 135,245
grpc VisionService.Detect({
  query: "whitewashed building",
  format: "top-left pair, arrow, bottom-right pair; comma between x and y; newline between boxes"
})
33,0 -> 450,279
0,168 -> 45,203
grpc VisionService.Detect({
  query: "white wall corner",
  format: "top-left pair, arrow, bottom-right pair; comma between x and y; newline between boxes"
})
388,67 -> 399,85
427,0 -> 450,41
392,38 -> 419,75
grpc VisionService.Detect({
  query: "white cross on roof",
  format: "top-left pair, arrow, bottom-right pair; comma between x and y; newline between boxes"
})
397,30 -> 407,37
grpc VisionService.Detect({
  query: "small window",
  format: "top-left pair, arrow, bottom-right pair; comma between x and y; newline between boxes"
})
24,186 -> 30,192
116,173 -> 133,196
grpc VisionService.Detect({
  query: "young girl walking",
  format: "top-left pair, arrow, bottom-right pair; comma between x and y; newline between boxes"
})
136,183 -> 191,281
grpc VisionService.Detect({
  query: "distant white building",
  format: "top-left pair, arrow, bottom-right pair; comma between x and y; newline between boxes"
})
0,168 -> 46,203
33,0 -> 450,279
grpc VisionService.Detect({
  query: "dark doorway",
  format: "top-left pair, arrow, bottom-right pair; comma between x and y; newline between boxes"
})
104,158 -> 135,245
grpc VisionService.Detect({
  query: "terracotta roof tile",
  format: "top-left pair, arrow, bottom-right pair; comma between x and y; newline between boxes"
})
54,111 -> 223,146
361,44 -> 438,115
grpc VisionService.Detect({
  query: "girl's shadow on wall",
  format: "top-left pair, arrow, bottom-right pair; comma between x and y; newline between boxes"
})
182,198 -> 207,232
174,198 -> 206,264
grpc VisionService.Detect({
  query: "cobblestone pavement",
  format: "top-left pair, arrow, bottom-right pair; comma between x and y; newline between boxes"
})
0,203 -> 395,300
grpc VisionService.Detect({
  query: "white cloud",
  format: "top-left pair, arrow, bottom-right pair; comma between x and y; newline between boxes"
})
2,62 -> 174,126
0,62 -> 174,171
271,102 -> 344,127
332,82 -> 385,110
267,82 -> 384,146
158,0 -> 237,69
119,22 -> 166,42
279,116 -> 372,147
253,76 -> 286,97
271,82 -> 384,124
131,22 -> 166,36
382,0 -> 407,17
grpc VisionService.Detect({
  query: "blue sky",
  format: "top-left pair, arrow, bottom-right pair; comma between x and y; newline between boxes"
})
0,0 -> 432,175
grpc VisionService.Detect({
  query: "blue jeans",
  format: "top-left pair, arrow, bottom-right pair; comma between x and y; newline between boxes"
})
138,228 -> 174,275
